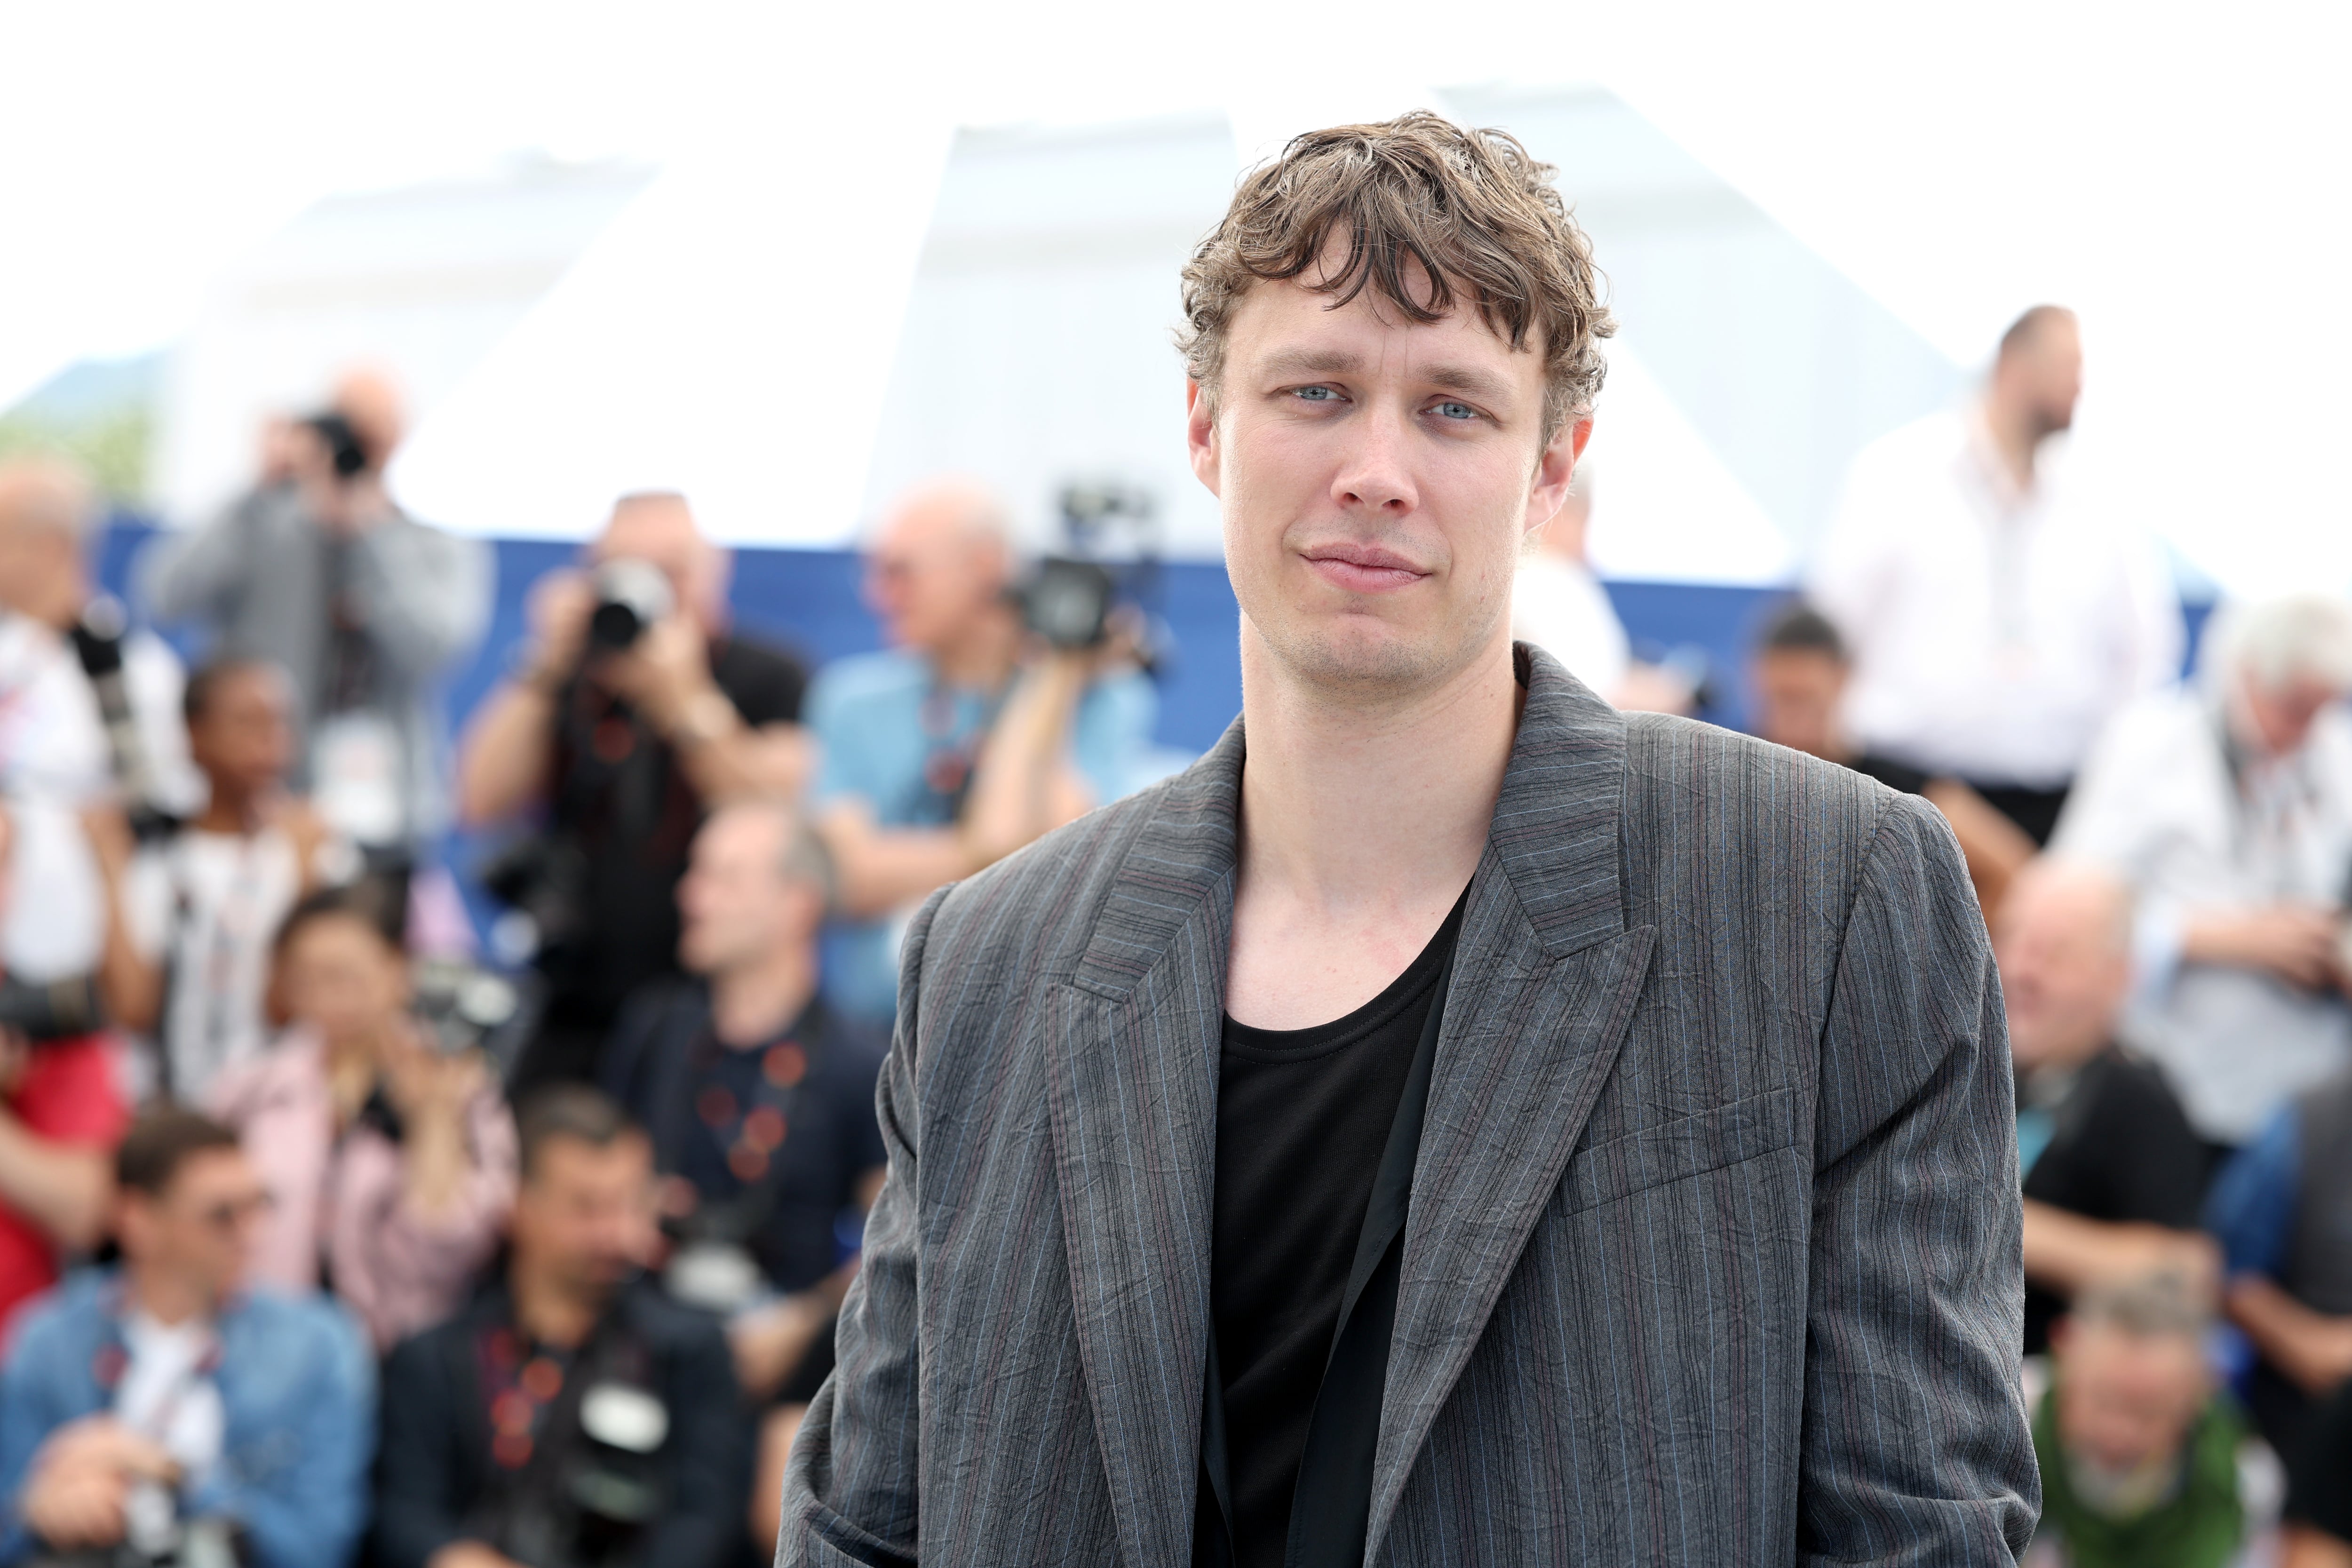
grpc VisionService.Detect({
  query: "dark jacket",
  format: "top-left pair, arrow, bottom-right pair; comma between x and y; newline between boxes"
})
780,644 -> 2038,1567
374,1279 -> 748,1568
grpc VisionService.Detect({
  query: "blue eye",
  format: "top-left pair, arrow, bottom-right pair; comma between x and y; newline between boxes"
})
1294,386 -> 1338,402
1433,400 -> 1477,421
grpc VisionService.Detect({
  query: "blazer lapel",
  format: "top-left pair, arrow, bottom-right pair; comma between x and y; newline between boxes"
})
1365,647 -> 1658,1558
1046,721 -> 1244,1568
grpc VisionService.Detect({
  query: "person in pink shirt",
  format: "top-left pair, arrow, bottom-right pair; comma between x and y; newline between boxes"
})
207,882 -> 515,1350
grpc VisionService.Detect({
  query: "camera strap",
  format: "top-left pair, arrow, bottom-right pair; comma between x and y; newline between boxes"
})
902,678 -> 1011,827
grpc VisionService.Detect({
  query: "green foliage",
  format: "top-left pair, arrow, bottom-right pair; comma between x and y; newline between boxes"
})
0,406 -> 152,503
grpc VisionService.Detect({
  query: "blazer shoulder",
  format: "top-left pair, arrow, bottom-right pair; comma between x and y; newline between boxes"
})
1620,711 -> 1899,841
923,771 -> 1192,980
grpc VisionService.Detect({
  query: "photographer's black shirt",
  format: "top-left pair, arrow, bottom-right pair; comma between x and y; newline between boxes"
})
545,634 -> 807,1025
1208,893 -> 1466,1568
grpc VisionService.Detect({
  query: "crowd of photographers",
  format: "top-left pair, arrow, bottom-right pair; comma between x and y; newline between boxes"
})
0,371 -> 1165,1566
4,304 -> 2352,1565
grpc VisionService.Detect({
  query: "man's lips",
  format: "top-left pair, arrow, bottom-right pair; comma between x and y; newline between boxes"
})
1299,542 -> 1430,593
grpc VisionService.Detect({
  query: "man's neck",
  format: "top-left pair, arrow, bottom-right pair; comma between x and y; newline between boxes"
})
709,947 -> 818,1049
1235,628 -> 1519,929
191,784 -> 263,836
511,1264 -> 604,1352
125,1264 -> 215,1330
928,609 -> 1021,692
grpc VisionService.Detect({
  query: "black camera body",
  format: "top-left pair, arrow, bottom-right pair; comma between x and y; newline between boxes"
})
303,411 -> 370,478
1014,483 -> 1162,658
588,559 -> 675,652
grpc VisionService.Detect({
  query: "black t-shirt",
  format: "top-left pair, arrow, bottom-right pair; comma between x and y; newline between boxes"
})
1847,751 -> 1931,797
600,982 -> 886,1295
545,634 -> 807,1020
1211,896 -> 1467,1568
2019,1046 -> 2206,1353
2287,1377 -> 2352,1543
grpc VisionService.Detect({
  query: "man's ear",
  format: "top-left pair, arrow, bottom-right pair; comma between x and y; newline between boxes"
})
1185,380 -> 1222,499
1525,415 -> 1594,538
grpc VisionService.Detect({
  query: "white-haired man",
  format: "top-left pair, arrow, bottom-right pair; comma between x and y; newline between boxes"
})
2053,595 -> 2352,1154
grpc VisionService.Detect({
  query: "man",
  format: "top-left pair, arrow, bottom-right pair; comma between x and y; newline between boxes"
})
599,801 -> 886,1546
2053,594 -> 2352,1152
0,804 -> 128,1334
0,1109 -> 373,1567
459,491 -> 811,1091
138,370 -> 490,852
2023,1274 -> 2253,1568
1994,859 -> 2211,1353
1809,305 -> 2181,847
1751,599 -> 2038,912
806,479 -> 1163,1025
1508,466 -> 1627,699
0,456 -> 199,989
85,659 -> 347,1101
780,114 -> 2034,1565
2206,1061 -> 2352,1465
375,1087 -> 750,1568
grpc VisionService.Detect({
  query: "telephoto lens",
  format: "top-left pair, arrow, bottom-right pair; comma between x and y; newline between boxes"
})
588,558 -> 676,651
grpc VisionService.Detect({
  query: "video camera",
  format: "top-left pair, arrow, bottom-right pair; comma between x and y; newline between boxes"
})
1014,483 -> 1166,664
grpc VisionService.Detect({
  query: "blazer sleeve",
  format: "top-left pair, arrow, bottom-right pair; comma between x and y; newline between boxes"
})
774,889 -> 946,1568
1799,794 -> 2039,1563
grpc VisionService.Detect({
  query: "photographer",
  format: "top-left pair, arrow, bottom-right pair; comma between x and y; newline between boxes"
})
206,883 -> 516,1352
137,370 -> 491,852
82,659 -> 348,1103
374,1088 -> 748,1568
808,479 -> 1160,1025
0,806 -> 127,1336
456,493 -> 810,1093
0,1109 -> 373,1568
0,457 -> 199,992
596,801 -> 884,1548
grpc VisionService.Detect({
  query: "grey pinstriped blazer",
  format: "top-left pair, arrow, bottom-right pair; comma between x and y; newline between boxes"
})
780,645 -> 2039,1566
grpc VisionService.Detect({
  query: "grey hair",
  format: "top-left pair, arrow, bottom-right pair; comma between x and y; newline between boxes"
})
2200,595 -> 2352,697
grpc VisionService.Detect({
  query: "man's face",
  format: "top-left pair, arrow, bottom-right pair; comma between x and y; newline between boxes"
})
512,1135 -> 660,1302
677,809 -> 818,977
2240,672 -> 2344,757
124,1147 -> 271,1307
1751,649 -> 1846,760
2055,1323 -> 2207,1475
2012,314 -> 2083,439
1995,874 -> 2130,1072
0,524 -> 85,631
1190,257 -> 1585,697
594,500 -> 724,635
190,667 -> 294,800
862,504 -> 1008,658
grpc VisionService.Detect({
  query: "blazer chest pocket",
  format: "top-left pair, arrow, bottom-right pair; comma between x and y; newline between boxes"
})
1556,1085 -> 1799,1218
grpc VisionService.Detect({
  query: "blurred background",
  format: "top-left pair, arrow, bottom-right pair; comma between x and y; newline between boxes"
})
6,5 -> 2352,1565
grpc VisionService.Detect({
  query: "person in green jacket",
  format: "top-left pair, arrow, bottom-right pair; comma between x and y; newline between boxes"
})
2032,1272 -> 2249,1568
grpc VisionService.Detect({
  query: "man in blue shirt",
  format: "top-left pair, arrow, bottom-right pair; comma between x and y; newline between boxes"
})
808,480 -> 1167,1024
0,1109 -> 373,1568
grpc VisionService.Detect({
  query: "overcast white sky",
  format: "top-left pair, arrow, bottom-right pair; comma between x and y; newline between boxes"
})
8,0 -> 2348,591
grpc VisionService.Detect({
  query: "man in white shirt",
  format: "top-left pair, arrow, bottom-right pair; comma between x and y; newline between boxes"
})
2052,595 -> 2352,1149
0,458 -> 199,984
1809,306 -> 2182,844
1511,466 -> 1629,699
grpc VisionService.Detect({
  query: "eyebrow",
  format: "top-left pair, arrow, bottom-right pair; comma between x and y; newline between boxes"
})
1258,348 -> 1518,407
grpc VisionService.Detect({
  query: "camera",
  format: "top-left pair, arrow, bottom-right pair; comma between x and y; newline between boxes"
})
67,597 -> 179,842
410,958 -> 540,1074
303,411 -> 370,479
588,559 -> 675,652
1015,483 -> 1163,658
0,973 -> 104,1043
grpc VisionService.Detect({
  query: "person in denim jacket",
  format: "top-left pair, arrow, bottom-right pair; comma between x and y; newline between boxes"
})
0,1109 -> 373,1567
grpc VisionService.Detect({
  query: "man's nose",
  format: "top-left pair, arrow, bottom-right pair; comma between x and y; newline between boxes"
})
1329,404 -> 1418,517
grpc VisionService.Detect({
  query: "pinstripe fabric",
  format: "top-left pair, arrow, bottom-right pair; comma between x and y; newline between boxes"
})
779,645 -> 2039,1567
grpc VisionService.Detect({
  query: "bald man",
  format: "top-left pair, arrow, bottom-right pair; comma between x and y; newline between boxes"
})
1997,857 -> 2213,1353
0,456 -> 199,985
459,491 -> 812,1091
137,368 -> 490,850
803,480 -> 1163,1025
